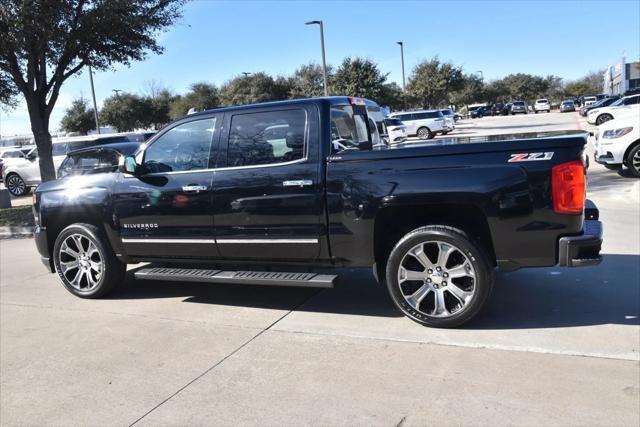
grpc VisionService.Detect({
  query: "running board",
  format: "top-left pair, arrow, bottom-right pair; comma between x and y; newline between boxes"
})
134,267 -> 336,288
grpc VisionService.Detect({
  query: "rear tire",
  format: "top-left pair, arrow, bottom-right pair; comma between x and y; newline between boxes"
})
53,224 -> 126,298
417,127 -> 433,140
385,225 -> 494,328
5,173 -> 29,196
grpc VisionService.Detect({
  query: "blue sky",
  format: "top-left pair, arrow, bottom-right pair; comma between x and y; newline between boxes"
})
2,0 -> 639,136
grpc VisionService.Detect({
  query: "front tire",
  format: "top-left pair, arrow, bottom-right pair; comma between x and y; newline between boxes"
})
53,224 -> 126,298
385,225 -> 494,328
626,144 -> 640,178
596,114 -> 613,125
5,173 -> 29,196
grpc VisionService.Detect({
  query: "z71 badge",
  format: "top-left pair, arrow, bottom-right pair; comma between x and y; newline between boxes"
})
508,152 -> 554,162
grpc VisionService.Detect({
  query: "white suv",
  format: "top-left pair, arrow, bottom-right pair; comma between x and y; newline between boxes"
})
534,99 -> 551,113
593,109 -> 640,177
388,110 -> 446,139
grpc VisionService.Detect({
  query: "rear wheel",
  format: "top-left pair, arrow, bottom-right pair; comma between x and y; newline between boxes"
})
596,114 -> 613,125
53,224 -> 126,298
385,226 -> 494,328
417,127 -> 433,140
5,173 -> 29,196
626,144 -> 640,177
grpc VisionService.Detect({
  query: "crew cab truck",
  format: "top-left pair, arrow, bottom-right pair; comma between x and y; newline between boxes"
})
32,97 -> 603,328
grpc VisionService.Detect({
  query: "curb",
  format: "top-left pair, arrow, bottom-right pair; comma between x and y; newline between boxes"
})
0,226 -> 34,239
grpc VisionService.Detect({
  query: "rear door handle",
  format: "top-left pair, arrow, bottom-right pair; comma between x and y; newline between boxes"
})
283,180 -> 313,187
182,185 -> 208,193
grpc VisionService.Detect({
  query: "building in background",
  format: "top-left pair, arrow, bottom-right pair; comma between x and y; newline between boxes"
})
603,56 -> 640,95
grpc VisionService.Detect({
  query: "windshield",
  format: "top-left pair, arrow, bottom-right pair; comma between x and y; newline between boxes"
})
513,101 -> 525,106
609,98 -> 624,107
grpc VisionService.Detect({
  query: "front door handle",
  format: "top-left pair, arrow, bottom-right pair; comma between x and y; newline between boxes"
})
283,180 -> 313,187
182,185 -> 208,193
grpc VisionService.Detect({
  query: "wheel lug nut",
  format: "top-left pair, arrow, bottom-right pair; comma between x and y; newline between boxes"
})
443,273 -> 448,278
436,266 -> 442,271
442,281 -> 447,286
427,278 -> 432,283
428,269 -> 433,274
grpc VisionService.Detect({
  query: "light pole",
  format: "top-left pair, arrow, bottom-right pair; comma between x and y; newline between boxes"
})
397,41 -> 406,93
476,70 -> 484,80
88,65 -> 100,134
305,20 -> 329,96
112,89 -> 122,97
241,72 -> 252,77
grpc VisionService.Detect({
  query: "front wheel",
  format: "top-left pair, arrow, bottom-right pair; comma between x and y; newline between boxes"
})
385,226 -> 494,328
53,224 -> 127,298
626,144 -> 640,178
596,114 -> 613,125
5,173 -> 29,196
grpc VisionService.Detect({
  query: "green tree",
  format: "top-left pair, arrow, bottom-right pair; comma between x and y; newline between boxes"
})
407,58 -> 464,109
219,72 -> 290,106
378,82 -> 404,110
0,69 -> 18,110
489,73 -> 549,102
100,93 -> 150,132
449,73 -> 485,106
146,89 -> 177,128
565,70 -> 604,97
288,63 -> 331,98
0,0 -> 184,181
60,97 -> 95,135
331,57 -> 388,101
170,82 -> 219,118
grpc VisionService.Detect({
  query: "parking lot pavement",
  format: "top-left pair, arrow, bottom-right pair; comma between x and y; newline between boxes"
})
1,111 -> 638,426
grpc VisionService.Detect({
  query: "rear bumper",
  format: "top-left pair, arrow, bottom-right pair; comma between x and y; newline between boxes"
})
34,226 -> 54,273
558,219 -> 603,267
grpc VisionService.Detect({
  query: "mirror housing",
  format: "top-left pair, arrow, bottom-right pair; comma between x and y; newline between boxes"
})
357,140 -> 373,151
120,155 -> 139,175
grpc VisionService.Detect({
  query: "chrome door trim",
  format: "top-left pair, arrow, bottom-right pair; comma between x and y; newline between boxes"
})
216,238 -> 318,244
122,238 -> 216,244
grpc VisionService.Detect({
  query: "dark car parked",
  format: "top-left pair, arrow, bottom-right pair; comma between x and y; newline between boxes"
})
579,96 -> 620,116
32,96 -> 602,328
468,106 -> 484,118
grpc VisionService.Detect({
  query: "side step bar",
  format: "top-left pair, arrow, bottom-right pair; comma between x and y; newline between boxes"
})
134,267 -> 336,288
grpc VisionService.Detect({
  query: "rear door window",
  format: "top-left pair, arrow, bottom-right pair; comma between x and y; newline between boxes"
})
227,109 -> 306,167
51,143 -> 68,156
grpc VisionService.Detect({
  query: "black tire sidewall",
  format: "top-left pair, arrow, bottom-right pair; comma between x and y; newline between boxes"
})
385,226 -> 493,328
53,224 -> 122,298
627,145 -> 640,177
6,174 -> 26,196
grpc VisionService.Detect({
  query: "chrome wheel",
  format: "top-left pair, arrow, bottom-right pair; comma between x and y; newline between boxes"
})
6,174 -> 26,196
632,150 -> 640,175
397,240 -> 476,318
58,233 -> 104,291
417,128 -> 430,139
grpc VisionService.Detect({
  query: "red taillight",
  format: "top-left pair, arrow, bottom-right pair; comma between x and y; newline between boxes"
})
552,160 -> 586,215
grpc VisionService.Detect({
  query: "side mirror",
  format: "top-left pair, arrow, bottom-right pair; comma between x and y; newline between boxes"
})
120,155 -> 139,175
357,141 -> 373,151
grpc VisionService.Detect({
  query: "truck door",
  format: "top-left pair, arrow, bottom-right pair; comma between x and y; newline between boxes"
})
113,114 -> 221,259
211,104 -> 323,262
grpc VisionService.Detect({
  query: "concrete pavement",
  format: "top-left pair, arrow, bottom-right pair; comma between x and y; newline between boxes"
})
1,111 -> 638,426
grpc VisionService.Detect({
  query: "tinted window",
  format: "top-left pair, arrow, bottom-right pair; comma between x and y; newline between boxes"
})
623,96 -> 639,105
144,117 -> 216,173
414,112 -> 440,119
58,150 -> 121,178
52,143 -> 68,156
227,110 -> 305,167
1,151 -> 23,158
385,118 -> 403,126
513,102 -> 525,106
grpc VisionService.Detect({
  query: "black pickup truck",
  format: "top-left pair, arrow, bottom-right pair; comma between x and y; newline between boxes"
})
32,97 -> 602,327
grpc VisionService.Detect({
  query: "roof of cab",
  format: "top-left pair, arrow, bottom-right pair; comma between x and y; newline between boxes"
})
183,96 -> 379,120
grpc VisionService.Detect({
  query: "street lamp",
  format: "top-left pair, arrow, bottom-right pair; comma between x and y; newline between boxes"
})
476,70 -> 484,80
241,72 -> 252,77
397,41 -> 406,93
88,65 -> 100,134
112,89 -> 122,97
305,20 -> 329,96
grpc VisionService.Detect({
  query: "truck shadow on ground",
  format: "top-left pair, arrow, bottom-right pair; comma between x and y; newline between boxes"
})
107,254 -> 639,329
